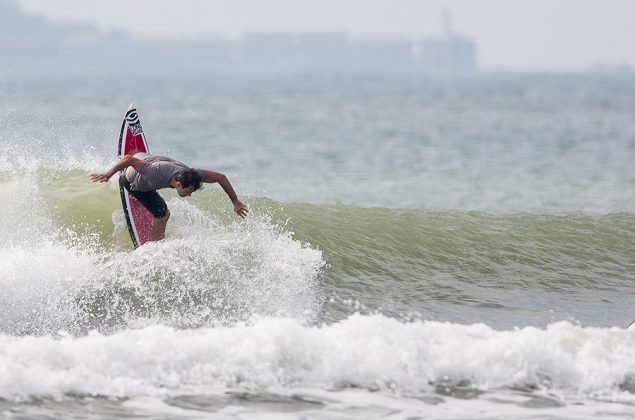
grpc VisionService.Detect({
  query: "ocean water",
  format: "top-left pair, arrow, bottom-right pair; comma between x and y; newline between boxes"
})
0,72 -> 634,419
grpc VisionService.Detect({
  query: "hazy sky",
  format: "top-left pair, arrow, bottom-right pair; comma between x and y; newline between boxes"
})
15,0 -> 635,71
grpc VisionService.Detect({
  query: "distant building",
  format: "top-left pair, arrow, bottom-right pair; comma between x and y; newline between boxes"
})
350,40 -> 415,73
0,1 -> 476,75
419,9 -> 477,73
238,33 -> 416,74
239,32 -> 350,73
294,33 -> 349,72
419,35 -> 476,73
240,33 -> 297,72
0,1 -> 100,55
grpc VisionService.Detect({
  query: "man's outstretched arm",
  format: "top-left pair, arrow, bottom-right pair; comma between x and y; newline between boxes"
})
90,155 -> 145,183
200,169 -> 249,218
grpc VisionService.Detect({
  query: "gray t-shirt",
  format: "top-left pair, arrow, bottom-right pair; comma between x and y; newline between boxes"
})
125,153 -> 204,191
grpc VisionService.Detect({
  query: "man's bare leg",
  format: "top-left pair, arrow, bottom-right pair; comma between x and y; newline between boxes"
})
151,211 -> 170,241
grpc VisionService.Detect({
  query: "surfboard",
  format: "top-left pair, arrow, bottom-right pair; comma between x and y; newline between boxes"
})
627,320 -> 635,330
117,104 -> 153,248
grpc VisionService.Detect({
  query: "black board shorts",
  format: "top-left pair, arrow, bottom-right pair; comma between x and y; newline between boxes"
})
120,174 -> 169,219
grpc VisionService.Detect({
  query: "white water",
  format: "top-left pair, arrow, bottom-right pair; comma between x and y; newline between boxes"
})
0,315 -> 634,404
0,172 -> 325,335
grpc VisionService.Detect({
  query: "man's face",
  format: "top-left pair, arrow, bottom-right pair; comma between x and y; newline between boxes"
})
176,184 -> 196,197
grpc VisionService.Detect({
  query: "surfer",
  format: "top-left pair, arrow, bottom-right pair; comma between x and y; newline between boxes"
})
90,154 -> 248,241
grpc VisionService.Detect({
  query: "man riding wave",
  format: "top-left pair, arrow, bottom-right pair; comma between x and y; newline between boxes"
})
90,153 -> 248,241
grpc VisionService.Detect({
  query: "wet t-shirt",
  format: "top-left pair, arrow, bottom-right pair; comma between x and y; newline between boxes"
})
125,153 -> 204,192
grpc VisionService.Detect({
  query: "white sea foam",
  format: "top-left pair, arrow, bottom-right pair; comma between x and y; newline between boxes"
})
0,171 -> 325,335
0,315 -> 633,402
81,199 -> 326,330
0,241 -> 96,335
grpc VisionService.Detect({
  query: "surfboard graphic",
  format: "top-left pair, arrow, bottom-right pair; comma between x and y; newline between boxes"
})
118,104 -> 153,248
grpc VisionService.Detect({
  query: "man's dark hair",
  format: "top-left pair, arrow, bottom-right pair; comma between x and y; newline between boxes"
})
175,169 -> 203,190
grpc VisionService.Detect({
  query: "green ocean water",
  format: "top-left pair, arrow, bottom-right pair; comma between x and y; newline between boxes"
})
27,171 -> 635,331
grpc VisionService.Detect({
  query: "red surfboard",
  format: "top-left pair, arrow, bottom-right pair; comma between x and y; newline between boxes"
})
118,104 -> 153,247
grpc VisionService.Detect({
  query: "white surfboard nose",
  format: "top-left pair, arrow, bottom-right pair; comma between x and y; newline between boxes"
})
128,103 -> 135,111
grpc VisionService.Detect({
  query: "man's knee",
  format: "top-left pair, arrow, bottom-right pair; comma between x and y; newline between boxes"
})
152,211 -> 170,225
151,210 -> 170,241
154,210 -> 170,224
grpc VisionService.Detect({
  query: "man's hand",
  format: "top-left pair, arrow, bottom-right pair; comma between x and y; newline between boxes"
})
90,172 -> 111,183
233,199 -> 249,218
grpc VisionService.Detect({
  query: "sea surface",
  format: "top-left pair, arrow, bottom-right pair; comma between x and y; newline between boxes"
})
0,72 -> 634,419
